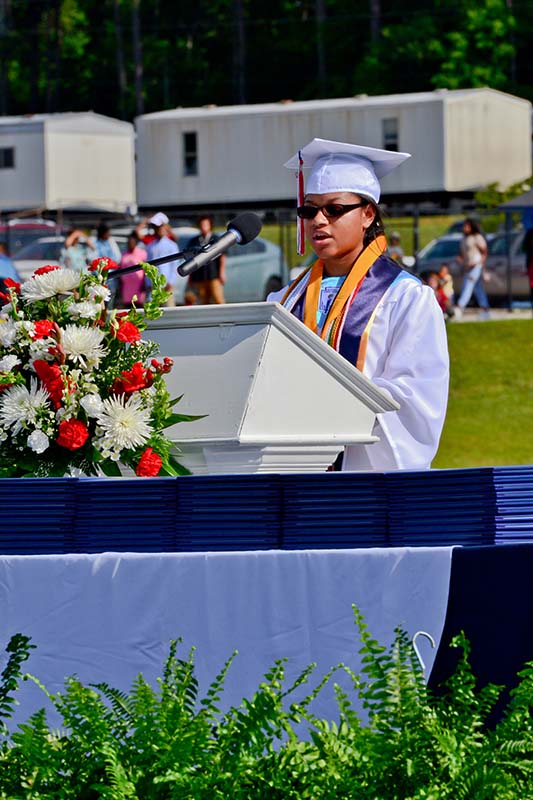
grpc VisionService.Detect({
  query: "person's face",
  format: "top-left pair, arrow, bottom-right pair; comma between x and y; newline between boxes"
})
304,192 -> 375,264
199,217 -> 212,237
439,265 -> 449,277
428,275 -> 439,290
127,236 -> 137,251
463,221 -> 472,235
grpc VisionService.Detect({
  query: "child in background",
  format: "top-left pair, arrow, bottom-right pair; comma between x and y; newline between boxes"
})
438,263 -> 455,309
422,271 -> 452,319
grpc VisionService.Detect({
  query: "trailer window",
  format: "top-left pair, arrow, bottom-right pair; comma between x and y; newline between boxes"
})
382,119 -> 399,152
183,132 -> 198,176
0,147 -> 15,169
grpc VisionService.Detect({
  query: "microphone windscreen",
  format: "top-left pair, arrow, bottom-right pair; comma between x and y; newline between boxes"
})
227,212 -> 262,245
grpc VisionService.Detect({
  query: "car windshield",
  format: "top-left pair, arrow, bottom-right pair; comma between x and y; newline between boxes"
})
489,233 -> 521,256
2,229 -> 57,257
420,240 -> 460,260
15,239 -> 63,260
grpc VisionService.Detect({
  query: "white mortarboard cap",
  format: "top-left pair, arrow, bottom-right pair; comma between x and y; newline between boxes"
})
149,211 -> 170,227
284,138 -> 411,204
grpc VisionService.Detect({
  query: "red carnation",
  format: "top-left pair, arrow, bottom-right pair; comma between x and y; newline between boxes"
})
115,320 -> 141,343
32,320 -> 56,340
136,447 -> 162,477
34,265 -> 60,276
3,278 -> 20,293
34,359 -> 65,407
112,361 -> 153,395
89,257 -> 117,272
56,418 -> 89,451
150,357 -> 173,375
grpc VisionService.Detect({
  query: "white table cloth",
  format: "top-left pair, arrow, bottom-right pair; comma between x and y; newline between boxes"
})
0,547 -> 454,727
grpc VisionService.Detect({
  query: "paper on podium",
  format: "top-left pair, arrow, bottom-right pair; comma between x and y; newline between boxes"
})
146,302 -> 398,473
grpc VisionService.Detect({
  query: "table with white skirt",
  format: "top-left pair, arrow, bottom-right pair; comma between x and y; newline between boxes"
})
0,546 -> 454,728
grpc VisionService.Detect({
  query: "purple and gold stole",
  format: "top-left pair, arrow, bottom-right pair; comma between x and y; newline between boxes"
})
280,235 -> 402,371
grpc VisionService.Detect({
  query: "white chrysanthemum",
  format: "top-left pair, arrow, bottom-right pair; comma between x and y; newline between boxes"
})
95,394 -> 151,451
21,269 -> 80,303
68,301 -> 101,320
0,320 -> 17,347
80,392 -> 103,417
87,284 -> 111,303
0,380 -> 51,435
0,354 -> 20,372
29,338 -> 55,361
61,324 -> 105,367
27,429 -> 50,453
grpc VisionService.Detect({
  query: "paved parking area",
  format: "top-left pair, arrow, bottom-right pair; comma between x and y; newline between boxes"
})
450,307 -> 533,323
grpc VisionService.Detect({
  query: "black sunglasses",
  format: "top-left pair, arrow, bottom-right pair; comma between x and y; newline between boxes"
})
296,202 -> 366,220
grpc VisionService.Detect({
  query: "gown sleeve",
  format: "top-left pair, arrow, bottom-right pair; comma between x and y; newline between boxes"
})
344,276 -> 449,471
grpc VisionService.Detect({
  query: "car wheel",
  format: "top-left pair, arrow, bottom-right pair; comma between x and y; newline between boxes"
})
263,276 -> 282,299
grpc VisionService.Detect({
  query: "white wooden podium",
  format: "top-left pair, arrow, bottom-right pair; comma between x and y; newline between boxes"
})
146,303 -> 398,474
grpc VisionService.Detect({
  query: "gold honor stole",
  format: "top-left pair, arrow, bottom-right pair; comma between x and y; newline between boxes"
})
280,235 -> 402,370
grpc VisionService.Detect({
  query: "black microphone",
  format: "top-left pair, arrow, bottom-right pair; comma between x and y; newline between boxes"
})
177,212 -> 262,277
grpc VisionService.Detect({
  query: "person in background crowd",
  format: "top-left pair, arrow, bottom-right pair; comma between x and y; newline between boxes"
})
421,270 -> 453,319
187,214 -> 227,304
387,231 -> 404,264
61,229 -> 94,271
145,212 -> 183,306
455,218 -> 490,320
0,242 -> 20,283
95,222 -> 121,262
438,262 -> 455,307
269,137 -> 449,471
117,231 -> 147,307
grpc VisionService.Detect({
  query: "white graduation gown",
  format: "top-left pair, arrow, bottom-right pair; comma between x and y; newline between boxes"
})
268,272 -> 449,471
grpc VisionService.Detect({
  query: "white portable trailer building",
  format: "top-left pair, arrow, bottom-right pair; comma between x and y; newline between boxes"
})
0,112 -> 136,214
135,88 -> 531,208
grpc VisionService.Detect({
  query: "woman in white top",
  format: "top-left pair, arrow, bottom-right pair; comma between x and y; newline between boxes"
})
455,218 -> 490,319
268,138 -> 449,471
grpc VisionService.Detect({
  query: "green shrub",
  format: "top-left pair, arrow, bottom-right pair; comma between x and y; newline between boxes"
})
1,608 -> 533,798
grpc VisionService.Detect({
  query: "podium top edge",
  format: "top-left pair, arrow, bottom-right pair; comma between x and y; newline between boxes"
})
146,302 -> 399,414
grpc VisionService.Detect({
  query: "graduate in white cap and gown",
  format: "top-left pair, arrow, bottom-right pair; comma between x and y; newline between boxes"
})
268,138 -> 449,471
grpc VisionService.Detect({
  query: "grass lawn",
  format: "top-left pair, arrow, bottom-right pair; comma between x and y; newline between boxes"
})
434,318 -> 533,468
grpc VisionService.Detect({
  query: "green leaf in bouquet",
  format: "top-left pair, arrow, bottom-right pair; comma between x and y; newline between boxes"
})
98,459 -> 123,478
161,411 -> 206,429
141,263 -> 172,319
160,452 -> 191,476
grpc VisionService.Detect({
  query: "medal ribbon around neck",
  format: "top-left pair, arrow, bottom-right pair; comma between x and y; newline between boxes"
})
302,235 -> 387,339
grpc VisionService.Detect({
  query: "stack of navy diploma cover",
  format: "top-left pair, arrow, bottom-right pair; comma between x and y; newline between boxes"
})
2,467 -> 533,554
386,468 -> 497,547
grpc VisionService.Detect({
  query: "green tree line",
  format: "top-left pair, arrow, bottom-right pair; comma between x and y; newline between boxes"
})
0,0 -> 531,120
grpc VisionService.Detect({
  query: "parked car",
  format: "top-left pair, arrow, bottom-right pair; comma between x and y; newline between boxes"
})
13,229 -> 286,304
416,230 -> 528,301
173,228 -> 287,304
13,236 -> 65,281
13,234 -> 129,281
414,233 -> 463,276
0,218 -> 59,258
482,230 -> 527,300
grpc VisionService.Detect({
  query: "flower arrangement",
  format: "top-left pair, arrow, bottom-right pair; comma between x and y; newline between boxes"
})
0,258 -> 196,478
